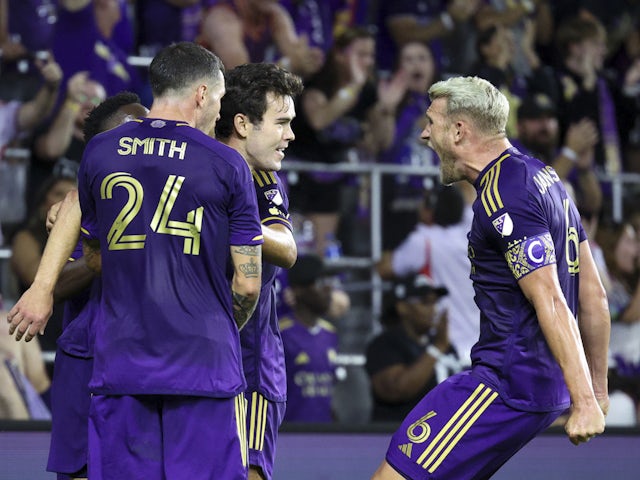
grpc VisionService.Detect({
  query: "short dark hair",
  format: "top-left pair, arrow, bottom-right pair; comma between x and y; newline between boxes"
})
556,16 -> 606,60
149,42 -> 224,97
215,63 -> 303,139
83,91 -> 141,141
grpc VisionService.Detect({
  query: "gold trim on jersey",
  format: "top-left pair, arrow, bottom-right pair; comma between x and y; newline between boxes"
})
234,394 -> 248,467
261,216 -> 292,228
252,170 -> 277,187
479,154 -> 510,217
248,392 -> 269,451
416,383 -> 498,473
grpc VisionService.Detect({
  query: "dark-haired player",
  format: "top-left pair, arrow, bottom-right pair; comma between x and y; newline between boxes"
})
215,62 -> 303,480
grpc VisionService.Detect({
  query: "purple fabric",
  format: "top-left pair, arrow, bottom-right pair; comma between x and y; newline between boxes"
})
52,3 -> 139,96
136,0 -> 203,54
46,350 -> 92,475
7,0 -> 56,52
88,394 -> 248,480
241,171 -> 291,402
597,77 -> 622,174
385,371 -> 561,479
280,0 -> 347,53
375,0 -> 448,73
280,317 -> 338,422
468,147 -> 585,412
0,101 -> 21,148
78,118 -> 263,398
245,391 -> 286,480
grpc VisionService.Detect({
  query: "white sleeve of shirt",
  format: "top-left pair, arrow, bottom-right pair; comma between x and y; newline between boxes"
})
391,225 -> 431,277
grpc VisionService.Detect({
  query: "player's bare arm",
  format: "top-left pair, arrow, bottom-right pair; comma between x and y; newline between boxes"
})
576,240 -> 611,415
519,265 -> 605,445
262,223 -> 296,269
7,190 -> 83,342
230,244 -> 262,329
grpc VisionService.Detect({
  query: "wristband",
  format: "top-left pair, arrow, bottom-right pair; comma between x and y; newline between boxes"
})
426,345 -> 444,361
560,146 -> 578,163
440,12 -> 454,31
64,99 -> 81,114
338,86 -> 356,101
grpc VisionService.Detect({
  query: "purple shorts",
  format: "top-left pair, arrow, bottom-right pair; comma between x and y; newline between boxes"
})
88,394 -> 248,480
246,391 -> 286,480
47,349 -> 92,477
386,371 -> 562,480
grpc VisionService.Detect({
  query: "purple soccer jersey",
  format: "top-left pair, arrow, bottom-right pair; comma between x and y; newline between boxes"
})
53,2 -> 138,96
280,317 -> 338,422
468,147 -> 586,412
77,117 -> 263,398
241,170 -> 291,402
241,170 -> 291,478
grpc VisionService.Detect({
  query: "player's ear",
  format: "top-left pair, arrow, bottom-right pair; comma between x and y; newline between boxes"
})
233,113 -> 249,138
196,84 -> 207,107
453,120 -> 466,143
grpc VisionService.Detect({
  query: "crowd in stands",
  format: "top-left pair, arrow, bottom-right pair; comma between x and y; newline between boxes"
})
1,0 -> 639,426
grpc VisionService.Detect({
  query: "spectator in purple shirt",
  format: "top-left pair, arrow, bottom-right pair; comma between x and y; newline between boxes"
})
280,254 -> 339,423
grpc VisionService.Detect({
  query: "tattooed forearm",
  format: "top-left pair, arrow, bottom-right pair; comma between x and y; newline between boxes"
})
232,245 -> 260,256
238,258 -> 259,278
232,290 -> 258,330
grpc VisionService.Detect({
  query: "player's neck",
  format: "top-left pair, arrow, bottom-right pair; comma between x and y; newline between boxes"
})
461,137 -> 512,183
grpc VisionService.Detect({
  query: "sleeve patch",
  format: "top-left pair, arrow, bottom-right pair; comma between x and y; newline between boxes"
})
505,232 -> 556,280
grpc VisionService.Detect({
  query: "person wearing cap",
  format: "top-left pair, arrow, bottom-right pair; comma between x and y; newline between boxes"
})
515,91 -> 602,217
279,254 -> 339,423
376,182 -> 479,365
365,274 -> 459,423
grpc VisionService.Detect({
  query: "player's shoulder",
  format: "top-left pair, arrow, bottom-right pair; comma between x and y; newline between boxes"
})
317,318 -> 336,333
252,170 -> 282,188
279,317 -> 295,331
475,148 -> 546,218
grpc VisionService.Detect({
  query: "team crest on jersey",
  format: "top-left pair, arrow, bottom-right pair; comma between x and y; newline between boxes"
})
492,212 -> 513,236
150,120 -> 166,128
264,188 -> 283,205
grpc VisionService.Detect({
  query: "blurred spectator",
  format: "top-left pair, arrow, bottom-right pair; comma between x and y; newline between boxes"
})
135,0 -> 204,57
377,183 -> 480,365
532,15 -> 636,175
475,0 -> 554,75
374,0 -> 480,75
280,254 -> 339,423
9,173 -> 77,356
0,302 -> 51,419
0,54 -> 62,148
365,273 -> 459,423
53,0 -> 140,97
514,92 -> 602,216
286,26 -> 402,256
595,221 -> 640,425
377,41 -> 440,250
280,0 -> 351,55
470,23 -> 531,136
29,71 -> 106,199
199,0 -> 324,78
0,0 -> 57,98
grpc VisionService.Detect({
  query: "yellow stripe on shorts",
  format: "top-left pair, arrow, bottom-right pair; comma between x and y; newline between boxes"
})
416,383 -> 498,473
